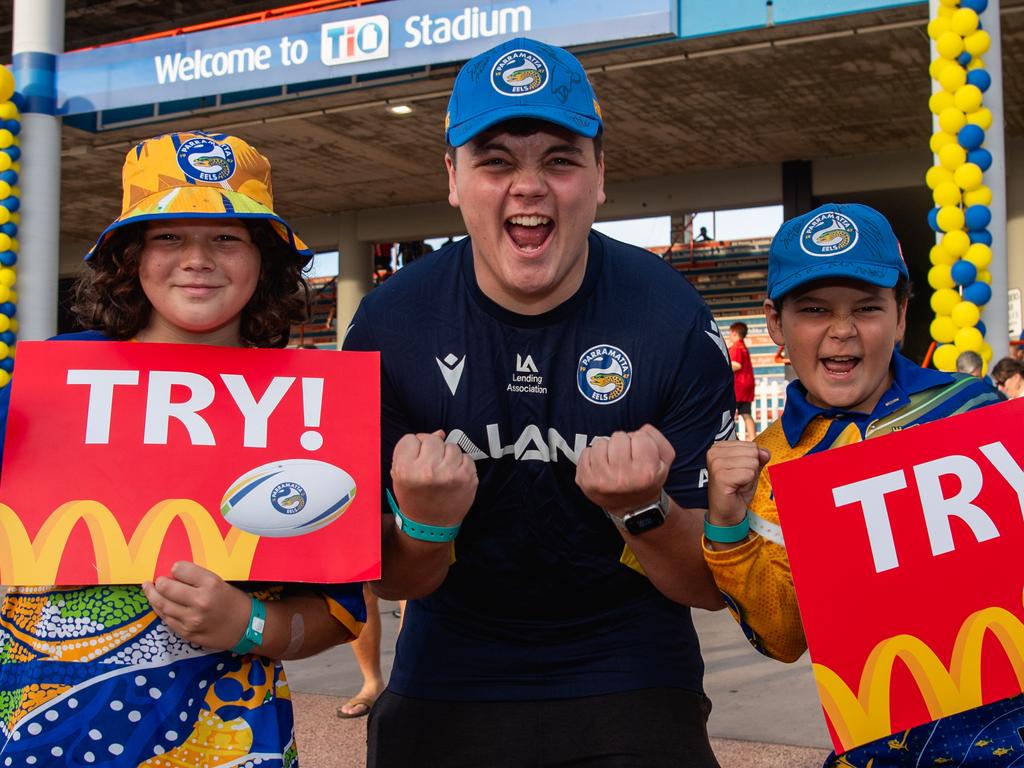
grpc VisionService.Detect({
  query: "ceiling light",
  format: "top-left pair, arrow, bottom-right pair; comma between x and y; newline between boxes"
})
387,104 -> 413,116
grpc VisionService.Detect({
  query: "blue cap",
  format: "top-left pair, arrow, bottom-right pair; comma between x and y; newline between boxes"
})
445,38 -> 603,147
767,203 -> 909,301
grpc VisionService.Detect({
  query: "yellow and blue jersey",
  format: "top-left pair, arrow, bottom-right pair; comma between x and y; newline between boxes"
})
705,352 -> 1012,766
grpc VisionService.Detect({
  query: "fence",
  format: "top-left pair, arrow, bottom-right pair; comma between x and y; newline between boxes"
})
736,377 -> 788,441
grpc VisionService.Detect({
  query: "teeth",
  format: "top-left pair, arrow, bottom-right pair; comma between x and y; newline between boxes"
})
508,215 -> 551,227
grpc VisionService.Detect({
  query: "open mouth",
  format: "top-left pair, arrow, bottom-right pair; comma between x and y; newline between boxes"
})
505,214 -> 554,252
821,356 -> 860,375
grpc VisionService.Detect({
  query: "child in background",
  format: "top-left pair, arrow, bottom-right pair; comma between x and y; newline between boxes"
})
728,321 -> 756,440
704,203 -> 1006,767
0,131 -> 364,767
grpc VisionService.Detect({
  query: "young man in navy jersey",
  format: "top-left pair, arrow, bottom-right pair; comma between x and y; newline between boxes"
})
344,37 -> 734,767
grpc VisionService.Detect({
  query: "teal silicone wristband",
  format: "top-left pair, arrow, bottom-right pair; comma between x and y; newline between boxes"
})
704,512 -> 751,543
387,489 -> 461,542
231,596 -> 266,655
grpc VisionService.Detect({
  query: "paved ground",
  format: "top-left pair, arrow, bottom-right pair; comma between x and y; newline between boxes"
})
285,601 -> 834,767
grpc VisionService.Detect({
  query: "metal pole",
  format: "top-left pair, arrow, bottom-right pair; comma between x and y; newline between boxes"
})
981,0 -> 1008,357
12,0 -> 63,340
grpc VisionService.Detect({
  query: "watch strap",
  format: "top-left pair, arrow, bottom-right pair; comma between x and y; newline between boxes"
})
231,596 -> 266,655
704,512 -> 751,543
388,488 -> 461,542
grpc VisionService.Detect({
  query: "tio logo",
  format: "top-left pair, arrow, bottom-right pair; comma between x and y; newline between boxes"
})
321,15 -> 389,66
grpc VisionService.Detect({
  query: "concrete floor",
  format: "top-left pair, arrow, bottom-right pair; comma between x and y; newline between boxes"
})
285,601 -> 834,767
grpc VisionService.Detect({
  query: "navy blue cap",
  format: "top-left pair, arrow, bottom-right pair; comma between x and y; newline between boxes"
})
767,203 -> 910,301
445,37 -> 603,147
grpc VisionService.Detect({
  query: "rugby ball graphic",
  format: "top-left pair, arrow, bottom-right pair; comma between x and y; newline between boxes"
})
221,459 -> 357,538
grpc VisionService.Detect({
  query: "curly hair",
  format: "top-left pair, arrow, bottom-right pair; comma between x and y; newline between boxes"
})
72,220 -> 310,348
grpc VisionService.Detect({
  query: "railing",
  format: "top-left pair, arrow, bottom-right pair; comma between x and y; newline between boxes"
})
736,377 -> 788,441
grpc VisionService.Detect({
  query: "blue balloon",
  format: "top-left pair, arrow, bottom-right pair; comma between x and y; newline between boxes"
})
969,229 -> 993,245
951,260 -> 978,287
4,146 -> 20,162
967,148 -> 992,171
966,69 -> 992,92
963,281 -> 993,305
928,207 -> 942,232
2,197 -> 19,213
957,124 -> 985,151
0,251 -> 15,267
8,93 -> 24,111
0,331 -> 14,345
957,52 -> 972,67
0,223 -> 14,236
0,359 -> 13,373
961,0 -> 988,12
3,120 -> 18,136
0,303 -> 15,317
0,170 -> 16,185
975,319 -> 987,337
964,205 -> 992,230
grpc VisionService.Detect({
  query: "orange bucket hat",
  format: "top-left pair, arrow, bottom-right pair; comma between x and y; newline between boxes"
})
86,130 -> 312,261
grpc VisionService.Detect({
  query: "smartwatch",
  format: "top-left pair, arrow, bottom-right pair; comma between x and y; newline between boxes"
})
607,490 -> 671,536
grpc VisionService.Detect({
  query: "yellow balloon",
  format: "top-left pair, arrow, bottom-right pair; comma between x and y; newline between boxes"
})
928,264 -> 955,290
950,8 -> 980,36
930,245 -> 958,268
938,143 -> 966,171
930,287 -> 961,314
0,285 -> 10,304
936,205 -> 965,233
8,237 -> 18,252
964,30 -> 991,57
966,107 -> 993,130
931,315 -> 958,343
0,315 -> 8,333
967,57 -> 985,71
0,268 -> 14,288
0,103 -> 17,121
9,289 -> 17,304
939,65 -> 967,94
963,243 -> 992,270
10,318 -> 18,333
977,269 -> 992,284
938,0 -> 959,7
929,57 -> 952,80
936,31 -> 965,59
926,165 -> 955,190
932,180 -> 961,207
927,17 -> 952,39
954,84 -> 983,113
929,91 -> 956,116
0,208 -> 9,227
942,229 -> 971,256
954,326 -> 984,352
938,106 -> 967,134
933,343 -> 959,372
937,3 -> 956,16
964,185 -> 992,207
0,370 -> 10,388
951,300 -> 981,328
0,68 -> 13,104
980,342 -> 993,362
929,130 -> 955,155
954,163 -> 984,191
0,233 -> 10,252
0,154 -> 9,173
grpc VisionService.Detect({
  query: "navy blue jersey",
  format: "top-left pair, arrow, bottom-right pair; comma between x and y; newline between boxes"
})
344,231 -> 735,700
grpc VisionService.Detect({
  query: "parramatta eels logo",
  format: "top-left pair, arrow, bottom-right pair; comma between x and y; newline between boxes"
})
577,344 -> 632,405
176,137 -> 236,183
800,211 -> 859,257
271,481 -> 307,515
491,49 -> 548,97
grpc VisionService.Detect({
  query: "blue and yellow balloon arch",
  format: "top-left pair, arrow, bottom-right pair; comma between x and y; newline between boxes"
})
925,0 -> 994,372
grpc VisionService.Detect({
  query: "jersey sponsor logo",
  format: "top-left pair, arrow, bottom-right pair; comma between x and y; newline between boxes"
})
800,210 -> 859,256
577,344 -> 632,405
516,354 -> 538,373
491,49 -> 548,97
447,423 -> 597,463
176,136 -> 235,183
510,353 -> 546,394
436,353 -> 466,396
705,320 -> 730,364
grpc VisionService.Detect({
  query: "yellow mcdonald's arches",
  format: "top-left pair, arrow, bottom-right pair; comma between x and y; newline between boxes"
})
814,605 -> 1024,752
0,500 -> 260,584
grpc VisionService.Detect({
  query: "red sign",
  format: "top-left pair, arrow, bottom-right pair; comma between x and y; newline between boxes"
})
0,341 -> 380,585
770,397 -> 1024,754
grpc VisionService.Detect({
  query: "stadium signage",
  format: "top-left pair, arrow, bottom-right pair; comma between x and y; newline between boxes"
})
0,341 -> 381,585
55,0 -> 675,117
770,397 -> 1024,753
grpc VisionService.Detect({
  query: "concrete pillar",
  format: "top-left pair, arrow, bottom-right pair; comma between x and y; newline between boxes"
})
1007,142 -> 1024,343
336,211 -> 372,346
12,0 -> 63,340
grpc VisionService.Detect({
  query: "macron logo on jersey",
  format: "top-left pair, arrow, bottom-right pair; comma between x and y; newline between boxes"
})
437,353 -> 466,396
705,320 -> 730,364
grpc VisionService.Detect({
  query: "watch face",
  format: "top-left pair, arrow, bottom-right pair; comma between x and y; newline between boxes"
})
623,505 -> 666,535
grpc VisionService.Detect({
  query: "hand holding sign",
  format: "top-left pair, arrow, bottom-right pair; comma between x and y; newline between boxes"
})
575,424 -> 673,515
391,431 -> 478,528
706,441 -> 771,527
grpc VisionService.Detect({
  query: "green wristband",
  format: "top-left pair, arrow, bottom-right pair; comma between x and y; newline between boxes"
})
231,596 -> 266,655
704,512 -> 750,543
387,489 -> 461,542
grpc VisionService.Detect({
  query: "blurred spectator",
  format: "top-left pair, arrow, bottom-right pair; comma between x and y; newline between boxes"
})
695,226 -> 712,242
991,357 -> 1024,399
955,350 -> 984,377
729,321 -> 756,440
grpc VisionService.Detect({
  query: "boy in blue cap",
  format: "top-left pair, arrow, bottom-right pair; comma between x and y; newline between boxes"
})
344,38 -> 733,767
704,203 -> 1011,766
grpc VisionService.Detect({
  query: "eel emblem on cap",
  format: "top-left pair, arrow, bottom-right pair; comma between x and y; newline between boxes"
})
800,211 -> 859,257
176,136 -> 237,183
491,49 -> 548,96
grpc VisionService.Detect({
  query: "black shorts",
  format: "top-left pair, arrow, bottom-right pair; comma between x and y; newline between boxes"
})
367,687 -> 720,768
736,401 -> 753,416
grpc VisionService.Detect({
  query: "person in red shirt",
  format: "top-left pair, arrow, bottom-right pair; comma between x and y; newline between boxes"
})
729,322 -> 756,440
